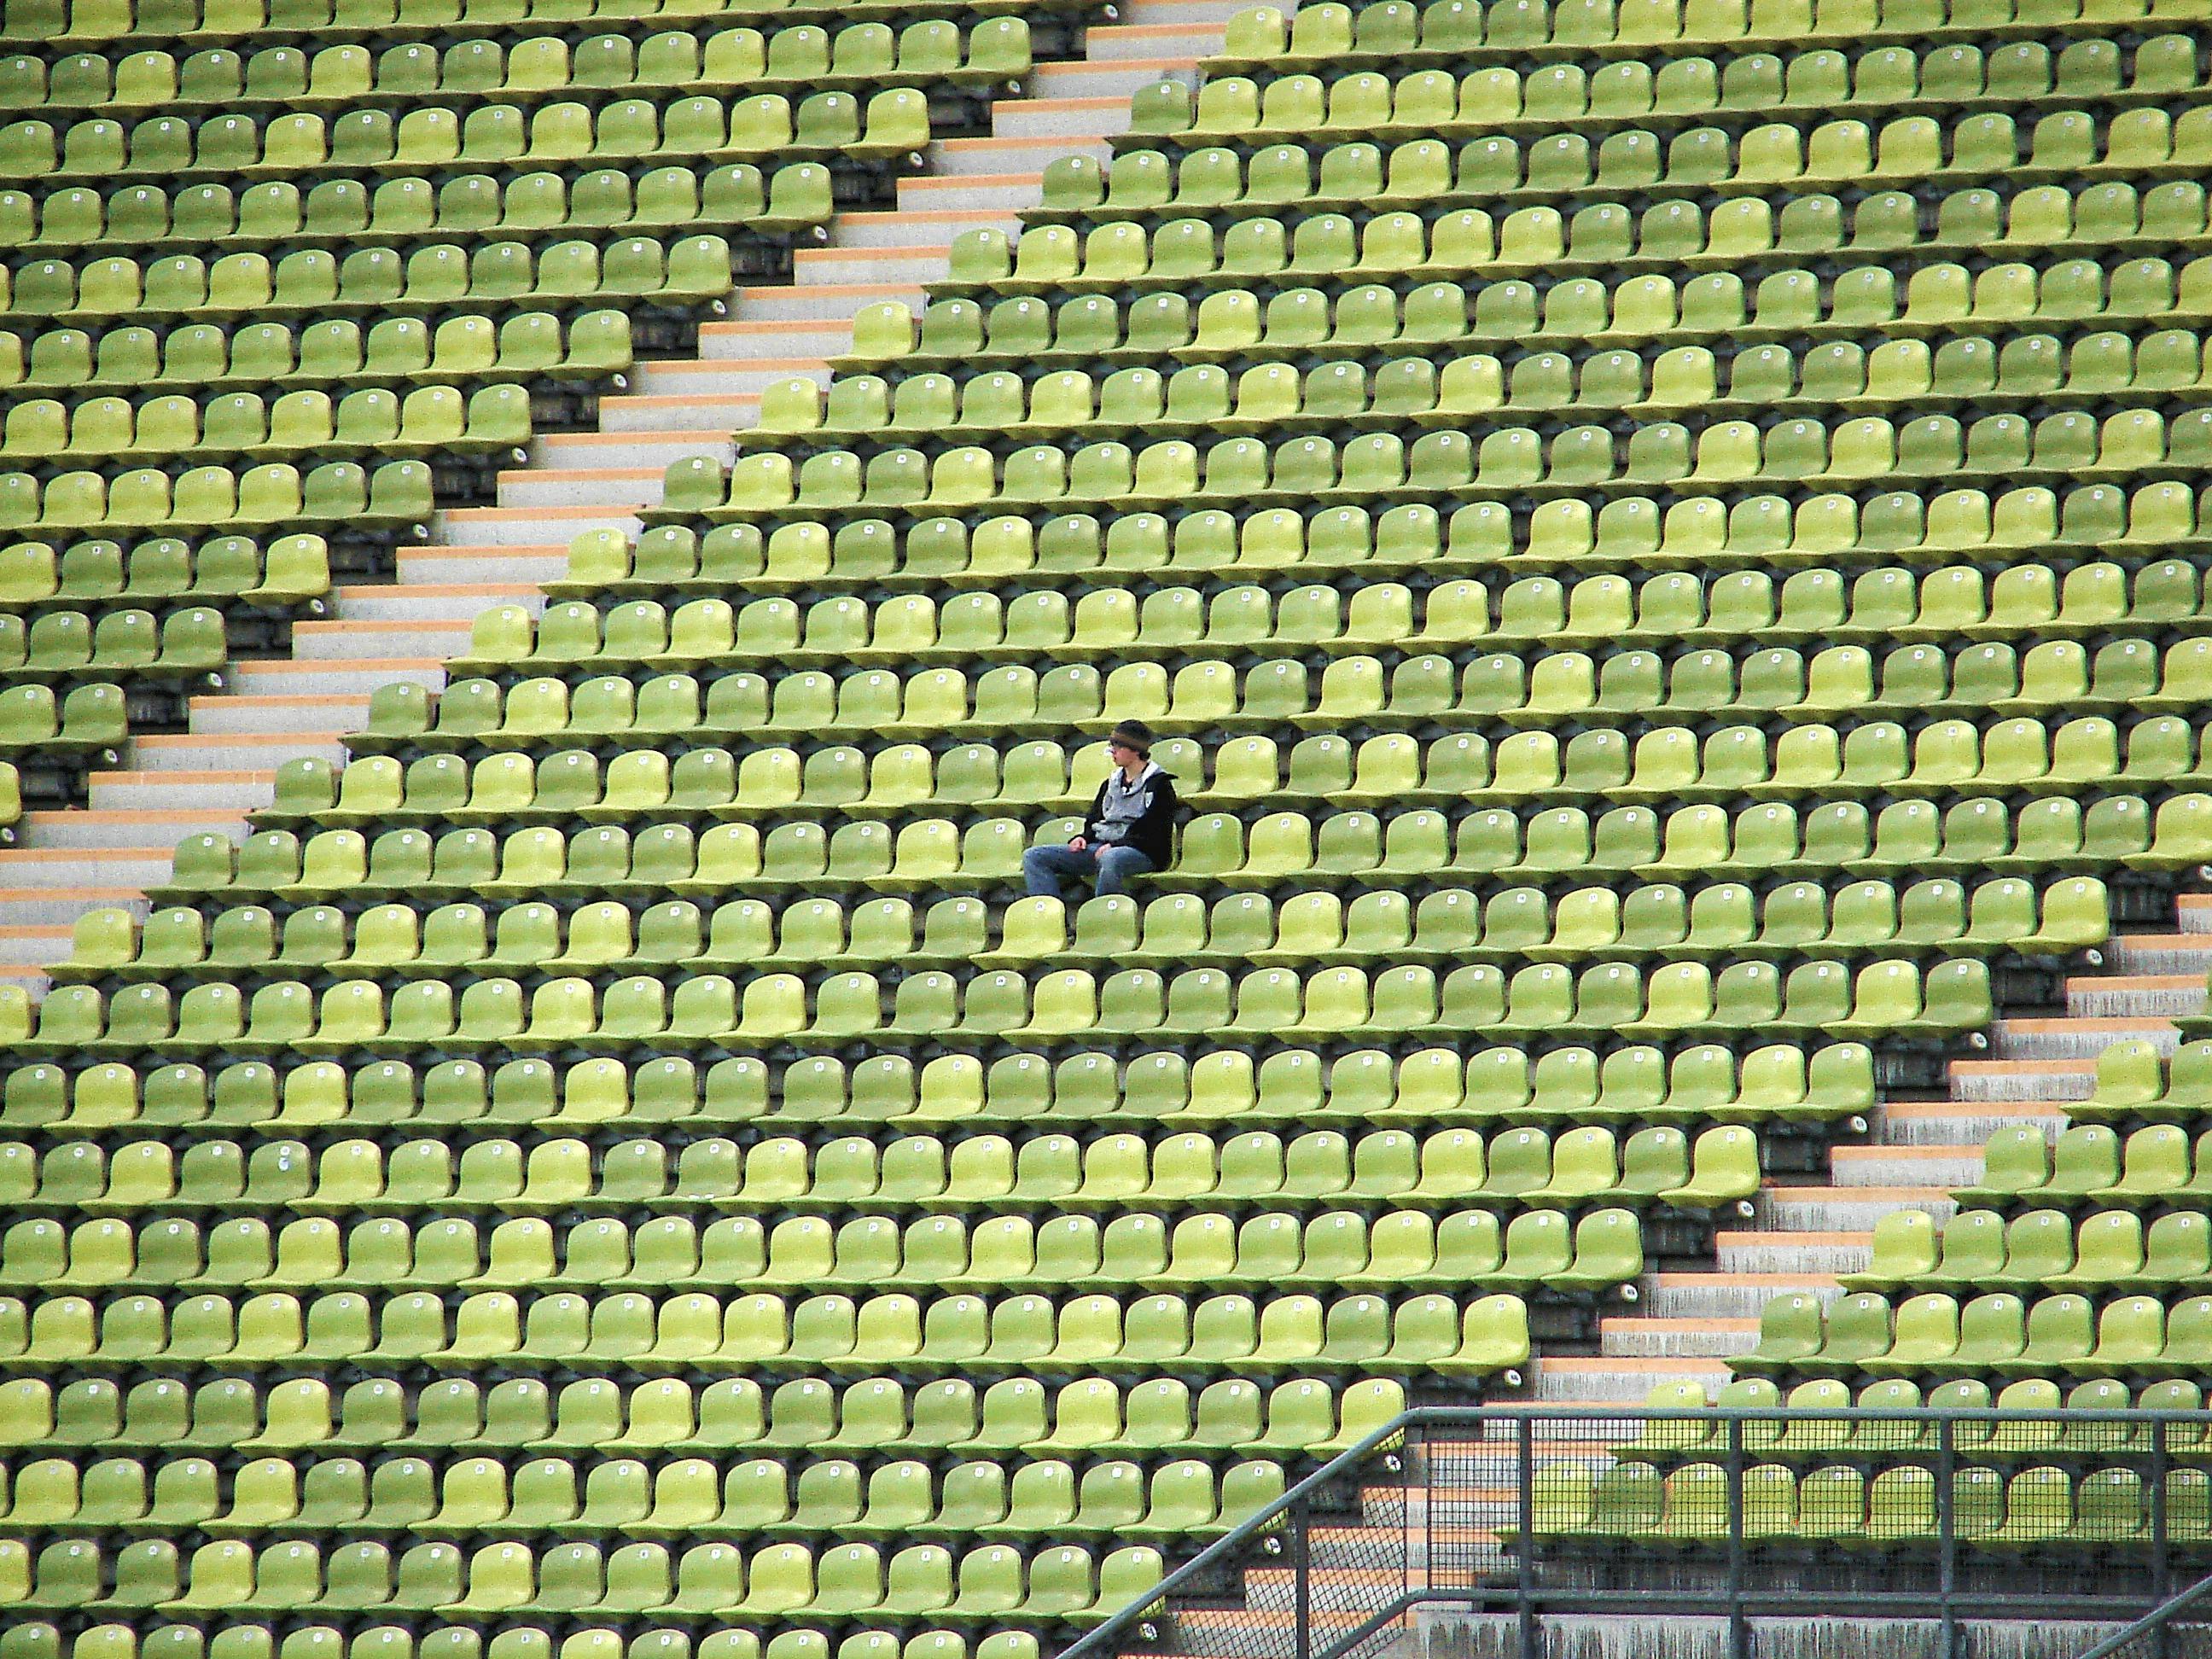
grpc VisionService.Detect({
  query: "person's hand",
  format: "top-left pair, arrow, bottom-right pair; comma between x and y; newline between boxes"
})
1069,836 -> 1087,850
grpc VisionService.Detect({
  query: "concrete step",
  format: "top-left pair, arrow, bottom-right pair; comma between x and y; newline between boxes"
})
1714,1228 -> 1875,1274
184,693 -> 375,736
1881,1098 -> 2069,1144
638,358 -> 832,398
537,430 -> 733,473
2065,972 -> 2203,1020
929,133 -> 1113,176
334,584 -> 542,623
18,809 -> 244,852
731,282 -> 923,324
697,319 -> 858,363
2109,933 -> 2212,975
992,92 -> 1135,140
1644,1272 -> 1842,1319
1533,1356 -> 1732,1405
598,393 -> 763,435
224,661 -> 443,700
1597,1317 -> 1760,1359
1080,20 -> 1222,58
493,467 -> 658,511
0,849 -> 178,889
0,888 -> 145,928
1947,1057 -> 2098,1103
1117,0 -> 1254,20
1831,1144 -> 1984,1188
439,505 -> 642,548
288,620 -> 474,661
1991,1016 -> 2180,1060
398,546 -> 570,587
1026,55 -> 1198,97
2180,894 -> 2212,934
897,172 -> 1046,212
790,245 -> 952,288
87,770 -> 275,813
1757,1188 -> 1953,1236
131,731 -> 352,771
0,924 -> 74,967
830,207 -> 1022,248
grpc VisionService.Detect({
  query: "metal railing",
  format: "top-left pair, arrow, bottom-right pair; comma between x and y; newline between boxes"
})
1058,1406 -> 2212,1659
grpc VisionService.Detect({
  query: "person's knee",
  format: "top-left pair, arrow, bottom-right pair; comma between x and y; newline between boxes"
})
1022,846 -> 1056,875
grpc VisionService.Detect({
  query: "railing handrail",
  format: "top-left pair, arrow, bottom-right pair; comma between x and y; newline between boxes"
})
2075,1569 -> 2212,1659
1053,1403 -> 2212,1659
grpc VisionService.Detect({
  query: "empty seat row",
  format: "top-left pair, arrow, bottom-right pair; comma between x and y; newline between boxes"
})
288,713 -> 2212,825
767,329 -> 2212,444
59,876 -> 2103,987
0,460 -> 431,535
0,1367 -> 1398,1462
5,311 -> 631,398
0,682 -> 124,756
0,1123 -> 1676,1213
0,1623 -> 1036,1659
0,1038 -> 1878,1135
0,953 -> 1996,1053
0,385 -> 529,467
0,88 -> 930,186
0,1116 -> 1726,1216
620,482 -> 2198,591
467,561 -> 2212,683
1157,41 -> 2199,144
949,237 -> 2200,335
1536,1459 -> 2200,1547
0,1529 -> 1163,1624
1956,1121 -> 2209,1204
1235,0 -> 2178,69
0,0 -> 991,49
5,170 -> 825,273
1015,177 -> 2179,292
0,1449 -> 1278,1553
0,535 -> 327,609
1632,1368 -> 2211,1458
2075,1039 -> 2212,1126
877,243 -> 2205,371
0,20 -> 1029,115
352,650 -> 2212,756
0,1284 -> 1540,1377
0,606 -> 224,681
669,406 -> 2212,524
427,632 -> 2212,738
1740,1286 -> 2212,1378
0,1203 -> 1644,1297
5,236 -> 732,323
1849,1207 -> 2212,1291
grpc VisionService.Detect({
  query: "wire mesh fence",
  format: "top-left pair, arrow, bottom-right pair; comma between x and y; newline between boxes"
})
1060,1406 -> 2212,1659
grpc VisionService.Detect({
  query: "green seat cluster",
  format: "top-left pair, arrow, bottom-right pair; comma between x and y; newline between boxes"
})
0,0 -> 1061,792
8,0 -> 2211,1650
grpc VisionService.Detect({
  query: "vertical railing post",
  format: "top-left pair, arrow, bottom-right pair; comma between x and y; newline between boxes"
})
1726,1416 -> 1748,1659
1516,1414 -> 1537,1659
1937,1416 -> 1958,1659
1292,1495 -> 1311,1659
2153,1417 -> 2172,1659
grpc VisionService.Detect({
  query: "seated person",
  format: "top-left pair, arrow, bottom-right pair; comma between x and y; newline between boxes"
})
1021,720 -> 1179,900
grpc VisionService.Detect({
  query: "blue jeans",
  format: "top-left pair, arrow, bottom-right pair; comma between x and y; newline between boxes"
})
1023,841 -> 1155,899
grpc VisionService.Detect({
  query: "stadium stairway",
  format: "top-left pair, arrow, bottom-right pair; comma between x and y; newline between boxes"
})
1116,904 -> 2212,1659
1532,894 -> 2212,1409
0,0 -> 1234,985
